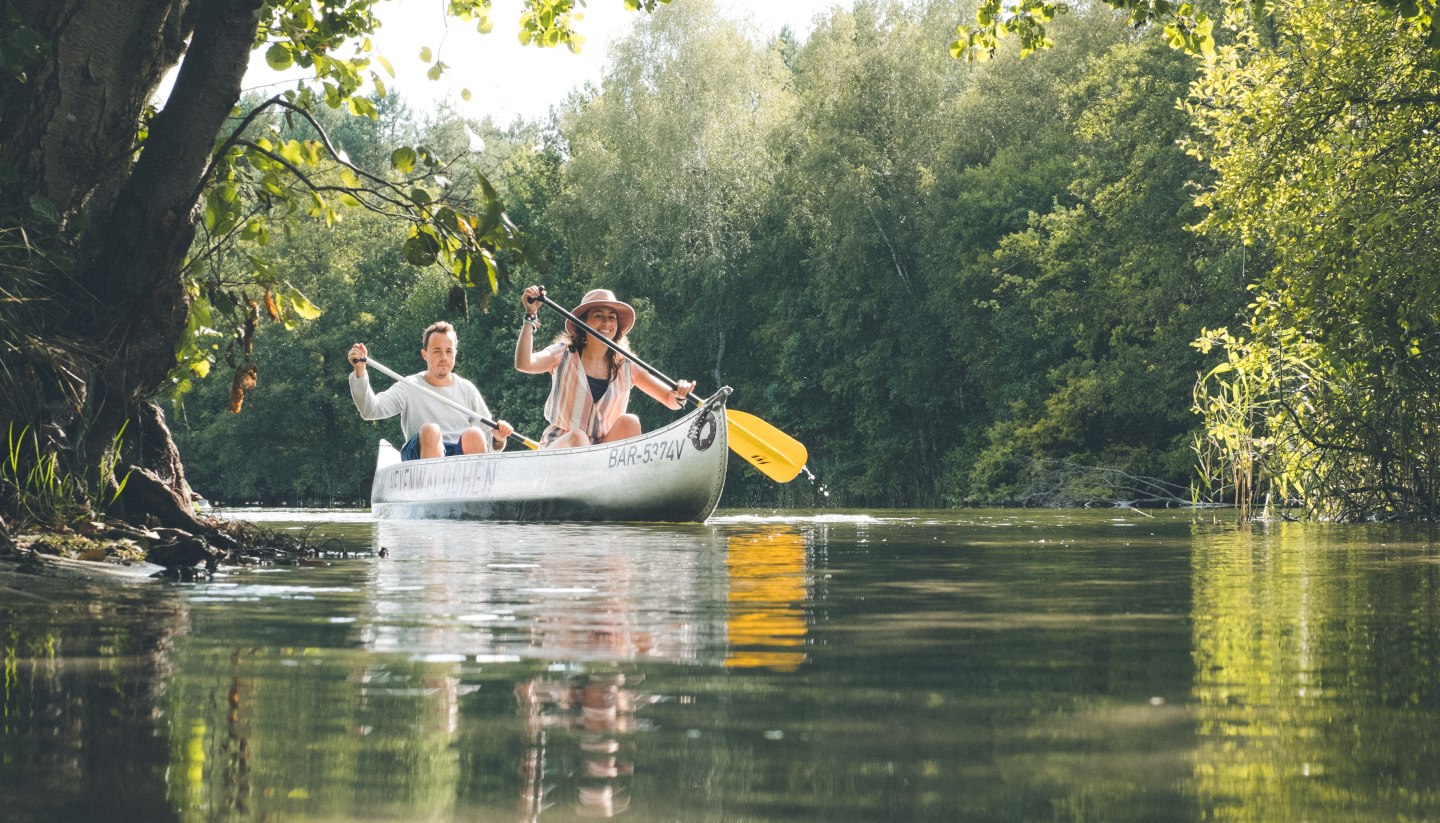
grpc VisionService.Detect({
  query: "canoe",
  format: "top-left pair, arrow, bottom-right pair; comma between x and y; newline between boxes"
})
369,388 -> 731,522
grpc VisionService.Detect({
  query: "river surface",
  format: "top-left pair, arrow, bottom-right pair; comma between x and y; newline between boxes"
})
4,508 -> 1440,822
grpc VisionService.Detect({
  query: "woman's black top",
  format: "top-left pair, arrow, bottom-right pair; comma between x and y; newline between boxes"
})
587,375 -> 610,403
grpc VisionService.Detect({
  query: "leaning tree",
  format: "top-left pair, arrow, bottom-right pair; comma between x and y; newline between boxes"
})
0,0 -> 668,540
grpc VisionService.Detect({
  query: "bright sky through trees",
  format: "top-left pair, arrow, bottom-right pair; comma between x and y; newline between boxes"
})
240,0 -> 842,123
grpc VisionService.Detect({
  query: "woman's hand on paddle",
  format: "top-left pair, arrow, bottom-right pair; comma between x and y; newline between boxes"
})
515,287 -> 558,374
520,285 -> 542,315
348,343 -> 369,376
671,379 -> 695,409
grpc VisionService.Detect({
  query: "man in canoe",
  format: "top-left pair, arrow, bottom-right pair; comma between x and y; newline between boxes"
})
515,286 -> 694,448
348,321 -> 514,460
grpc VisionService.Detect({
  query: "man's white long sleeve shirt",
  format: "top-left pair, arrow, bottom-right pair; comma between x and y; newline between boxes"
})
349,371 -> 494,444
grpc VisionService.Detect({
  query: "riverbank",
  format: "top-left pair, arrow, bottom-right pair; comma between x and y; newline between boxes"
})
0,513 -> 355,583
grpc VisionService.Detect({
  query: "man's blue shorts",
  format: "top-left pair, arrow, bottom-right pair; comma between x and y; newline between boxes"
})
400,435 -> 464,461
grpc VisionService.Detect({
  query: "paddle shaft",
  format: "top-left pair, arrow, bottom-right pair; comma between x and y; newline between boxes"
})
357,356 -> 540,450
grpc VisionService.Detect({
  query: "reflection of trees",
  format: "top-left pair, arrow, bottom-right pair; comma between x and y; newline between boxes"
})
726,529 -> 810,671
0,577 -> 186,822
165,648 -> 468,821
1191,524 -> 1440,820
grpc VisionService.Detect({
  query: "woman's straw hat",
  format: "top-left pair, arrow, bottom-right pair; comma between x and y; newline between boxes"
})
567,288 -> 636,338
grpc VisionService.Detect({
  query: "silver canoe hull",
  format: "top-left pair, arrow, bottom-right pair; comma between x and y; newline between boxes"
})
369,391 -> 730,522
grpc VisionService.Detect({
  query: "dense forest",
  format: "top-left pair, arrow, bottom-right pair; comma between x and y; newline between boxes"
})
5,0 -> 1439,528
171,1 -> 1242,510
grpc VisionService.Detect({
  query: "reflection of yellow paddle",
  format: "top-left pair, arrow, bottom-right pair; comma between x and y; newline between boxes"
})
535,289 -> 808,482
726,530 -> 808,671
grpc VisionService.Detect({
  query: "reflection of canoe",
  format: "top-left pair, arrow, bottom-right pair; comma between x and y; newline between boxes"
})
370,519 -> 730,661
369,390 -> 730,522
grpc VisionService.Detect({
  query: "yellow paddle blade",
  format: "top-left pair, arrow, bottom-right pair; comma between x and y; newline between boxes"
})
726,409 -> 808,483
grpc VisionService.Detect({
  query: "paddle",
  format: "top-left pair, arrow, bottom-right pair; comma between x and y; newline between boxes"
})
358,355 -> 541,450
531,288 -> 808,482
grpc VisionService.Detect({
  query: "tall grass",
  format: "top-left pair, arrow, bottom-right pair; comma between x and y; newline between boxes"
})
2,422 -> 131,530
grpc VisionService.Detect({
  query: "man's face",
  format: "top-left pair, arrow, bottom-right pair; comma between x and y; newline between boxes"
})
421,331 -> 458,378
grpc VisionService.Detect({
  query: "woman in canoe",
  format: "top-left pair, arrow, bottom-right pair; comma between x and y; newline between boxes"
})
515,286 -> 694,448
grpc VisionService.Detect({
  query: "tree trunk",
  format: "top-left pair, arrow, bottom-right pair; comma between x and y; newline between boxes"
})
2,0 -> 265,530
0,0 -> 188,224
112,401 -> 210,534
85,0 -> 265,410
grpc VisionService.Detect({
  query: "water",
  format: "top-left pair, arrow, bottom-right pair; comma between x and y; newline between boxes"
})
4,509 -> 1440,821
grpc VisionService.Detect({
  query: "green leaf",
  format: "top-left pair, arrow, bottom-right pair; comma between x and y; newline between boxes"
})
279,140 -> 305,166
202,193 -> 221,232
452,249 -> 474,285
403,231 -> 440,266
391,146 -> 417,174
1205,362 -> 1235,378
285,284 -> 324,320
473,173 -> 503,238
28,194 -> 60,225
240,219 -> 271,245
265,43 -> 293,71
480,247 -> 499,292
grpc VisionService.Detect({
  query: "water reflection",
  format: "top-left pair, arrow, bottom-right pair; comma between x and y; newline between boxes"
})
516,671 -> 647,819
0,575 -> 185,822
725,529 -> 810,671
14,511 -> 1440,821
352,521 -> 817,817
1190,522 -> 1440,821
366,520 -> 730,663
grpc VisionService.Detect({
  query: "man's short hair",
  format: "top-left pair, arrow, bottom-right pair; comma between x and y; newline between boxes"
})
421,321 -> 457,350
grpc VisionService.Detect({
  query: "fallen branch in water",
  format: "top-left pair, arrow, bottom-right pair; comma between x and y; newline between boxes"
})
1008,458 -> 1197,509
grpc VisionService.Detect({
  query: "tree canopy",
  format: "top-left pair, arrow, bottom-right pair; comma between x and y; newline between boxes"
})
169,1 -> 1250,511
0,0 -> 668,537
